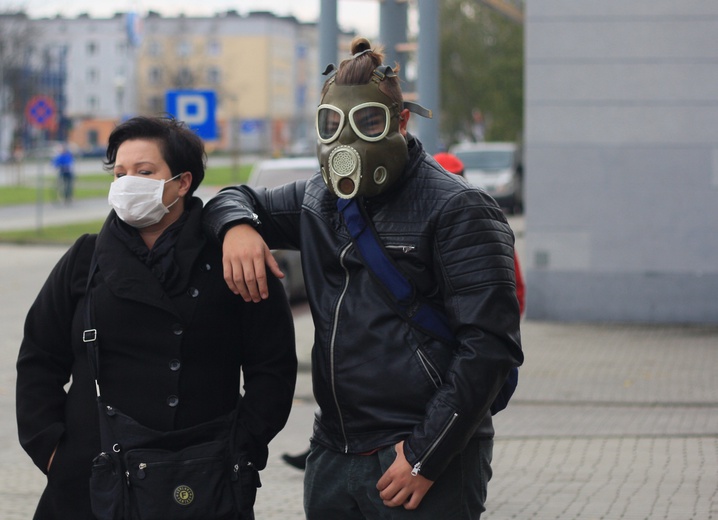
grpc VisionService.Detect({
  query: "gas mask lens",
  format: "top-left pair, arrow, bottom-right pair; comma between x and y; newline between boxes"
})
316,102 -> 391,143
317,106 -> 344,143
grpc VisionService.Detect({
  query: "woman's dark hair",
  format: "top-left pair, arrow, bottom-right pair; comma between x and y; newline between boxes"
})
104,116 -> 206,197
322,37 -> 403,106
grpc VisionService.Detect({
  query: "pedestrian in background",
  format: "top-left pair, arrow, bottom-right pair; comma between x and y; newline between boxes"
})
52,143 -> 75,205
204,37 -> 523,519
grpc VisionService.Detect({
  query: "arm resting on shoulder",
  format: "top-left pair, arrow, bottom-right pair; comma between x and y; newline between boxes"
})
203,184 -> 305,302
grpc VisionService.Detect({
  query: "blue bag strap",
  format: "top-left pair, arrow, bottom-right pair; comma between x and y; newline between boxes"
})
337,198 -> 453,343
337,197 -> 517,415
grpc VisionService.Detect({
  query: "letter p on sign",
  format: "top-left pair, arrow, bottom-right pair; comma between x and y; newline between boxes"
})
165,90 -> 217,140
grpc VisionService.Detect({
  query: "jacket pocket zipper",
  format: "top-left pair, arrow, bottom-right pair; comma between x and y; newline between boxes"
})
411,412 -> 459,477
416,349 -> 442,388
385,244 -> 416,254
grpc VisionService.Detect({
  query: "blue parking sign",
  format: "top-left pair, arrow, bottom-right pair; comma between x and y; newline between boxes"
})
166,90 -> 217,140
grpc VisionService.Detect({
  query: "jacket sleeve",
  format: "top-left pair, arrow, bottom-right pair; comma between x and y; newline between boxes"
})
202,182 -> 307,250
403,190 -> 524,481
16,235 -> 93,474
234,272 -> 298,469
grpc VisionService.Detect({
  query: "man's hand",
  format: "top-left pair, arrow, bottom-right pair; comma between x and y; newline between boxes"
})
222,224 -> 284,302
376,441 -> 434,510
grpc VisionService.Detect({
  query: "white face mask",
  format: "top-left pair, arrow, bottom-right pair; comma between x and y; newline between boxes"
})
108,174 -> 182,228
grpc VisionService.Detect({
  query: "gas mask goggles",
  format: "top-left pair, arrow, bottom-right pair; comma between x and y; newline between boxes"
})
316,64 -> 432,200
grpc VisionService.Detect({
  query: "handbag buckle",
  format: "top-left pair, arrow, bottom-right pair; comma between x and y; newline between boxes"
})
83,329 -> 97,342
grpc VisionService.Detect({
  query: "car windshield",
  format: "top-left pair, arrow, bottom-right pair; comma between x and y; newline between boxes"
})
456,150 -> 513,170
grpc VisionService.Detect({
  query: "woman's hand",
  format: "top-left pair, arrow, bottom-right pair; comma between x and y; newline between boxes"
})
222,224 -> 284,302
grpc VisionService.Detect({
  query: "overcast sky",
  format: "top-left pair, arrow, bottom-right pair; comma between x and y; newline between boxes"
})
13,0 -> 380,37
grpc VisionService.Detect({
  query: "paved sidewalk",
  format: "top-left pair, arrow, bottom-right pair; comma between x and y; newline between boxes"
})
1,244 -> 716,518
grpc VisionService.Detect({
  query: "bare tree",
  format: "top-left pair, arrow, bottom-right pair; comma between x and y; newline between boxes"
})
0,11 -> 42,159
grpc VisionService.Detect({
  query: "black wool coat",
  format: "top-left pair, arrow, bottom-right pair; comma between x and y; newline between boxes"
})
16,198 -> 297,519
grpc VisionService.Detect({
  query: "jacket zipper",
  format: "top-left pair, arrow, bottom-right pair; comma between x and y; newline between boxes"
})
416,349 -> 443,388
385,244 -> 416,254
330,243 -> 353,453
411,412 -> 459,477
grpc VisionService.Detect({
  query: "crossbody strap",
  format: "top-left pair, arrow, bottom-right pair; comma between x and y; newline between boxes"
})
337,197 -> 453,343
337,197 -> 517,415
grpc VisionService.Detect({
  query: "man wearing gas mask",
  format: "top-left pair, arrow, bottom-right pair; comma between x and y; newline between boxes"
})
204,38 -> 523,519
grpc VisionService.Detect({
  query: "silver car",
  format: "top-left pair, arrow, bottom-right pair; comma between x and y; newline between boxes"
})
449,142 -> 524,214
246,157 -> 320,301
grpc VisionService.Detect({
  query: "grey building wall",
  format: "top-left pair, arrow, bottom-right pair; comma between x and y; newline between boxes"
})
524,1 -> 718,323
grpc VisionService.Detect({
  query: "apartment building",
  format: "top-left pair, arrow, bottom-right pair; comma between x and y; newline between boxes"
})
0,10 -> 352,158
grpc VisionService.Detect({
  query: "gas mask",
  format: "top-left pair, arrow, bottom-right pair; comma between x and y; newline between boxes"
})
316,74 -> 409,199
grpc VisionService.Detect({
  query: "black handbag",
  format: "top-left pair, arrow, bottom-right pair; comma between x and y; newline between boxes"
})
82,253 -> 260,520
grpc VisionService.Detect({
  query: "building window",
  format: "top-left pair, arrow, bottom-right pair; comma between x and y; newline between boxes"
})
87,68 -> 99,83
207,40 -> 221,56
177,40 -> 191,57
148,40 -> 162,57
88,95 -> 99,111
207,67 -> 221,85
149,67 -> 162,85
87,129 -> 99,147
149,96 -> 163,112
87,41 -> 98,55
176,67 -> 193,87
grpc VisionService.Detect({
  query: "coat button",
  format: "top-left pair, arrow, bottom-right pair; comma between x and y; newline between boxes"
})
172,324 -> 183,335
201,263 -> 211,272
167,395 -> 179,407
169,359 -> 181,371
187,287 -> 199,298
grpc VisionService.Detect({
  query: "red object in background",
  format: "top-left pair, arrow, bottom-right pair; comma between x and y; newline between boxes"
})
514,254 -> 525,316
433,152 -> 465,175
434,151 -> 526,316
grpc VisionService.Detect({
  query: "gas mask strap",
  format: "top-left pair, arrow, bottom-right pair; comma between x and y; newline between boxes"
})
372,65 -> 397,82
403,101 -> 433,119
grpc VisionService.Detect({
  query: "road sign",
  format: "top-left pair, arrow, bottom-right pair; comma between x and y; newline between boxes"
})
25,95 -> 57,130
166,90 -> 217,140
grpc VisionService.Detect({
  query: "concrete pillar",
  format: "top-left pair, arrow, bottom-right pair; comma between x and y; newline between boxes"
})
319,0 -> 339,84
416,0 -> 440,153
379,0 -> 408,72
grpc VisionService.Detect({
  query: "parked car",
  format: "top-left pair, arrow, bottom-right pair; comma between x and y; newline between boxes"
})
449,141 -> 524,214
246,157 -> 320,302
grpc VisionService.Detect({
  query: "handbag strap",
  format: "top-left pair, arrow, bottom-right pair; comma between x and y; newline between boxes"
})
82,251 -> 102,398
337,197 -> 517,415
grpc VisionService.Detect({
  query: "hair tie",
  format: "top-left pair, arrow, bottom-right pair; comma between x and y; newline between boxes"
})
352,48 -> 373,59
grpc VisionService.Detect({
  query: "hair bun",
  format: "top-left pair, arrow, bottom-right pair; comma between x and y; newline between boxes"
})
351,37 -> 372,56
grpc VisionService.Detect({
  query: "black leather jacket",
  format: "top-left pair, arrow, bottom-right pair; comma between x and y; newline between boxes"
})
204,136 -> 523,480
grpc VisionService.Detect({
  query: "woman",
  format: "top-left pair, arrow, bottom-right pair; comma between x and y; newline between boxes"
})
16,116 -> 297,519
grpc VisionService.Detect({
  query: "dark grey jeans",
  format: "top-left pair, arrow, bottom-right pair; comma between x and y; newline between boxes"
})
304,437 -> 493,519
